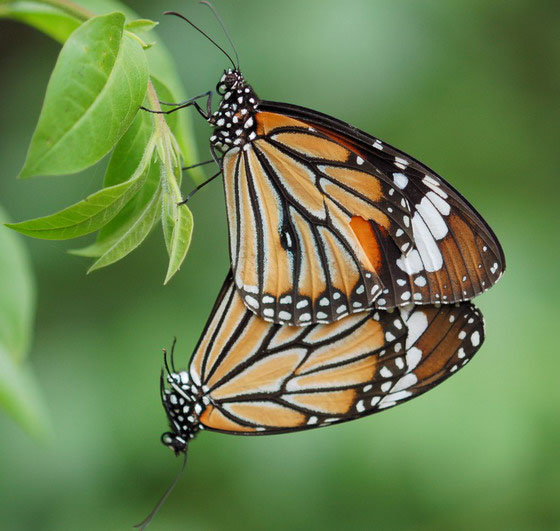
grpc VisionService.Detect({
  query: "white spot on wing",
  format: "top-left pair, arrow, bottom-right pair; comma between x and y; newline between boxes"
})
393,172 -> 408,189
397,249 -> 424,274
471,330 -> 480,347
411,212 -> 443,272
416,196 -> 448,240
404,310 -> 429,350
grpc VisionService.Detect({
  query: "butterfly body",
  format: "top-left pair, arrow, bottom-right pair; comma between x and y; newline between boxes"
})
208,70 -> 259,152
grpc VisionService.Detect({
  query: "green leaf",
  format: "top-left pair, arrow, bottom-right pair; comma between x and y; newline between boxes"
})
125,18 -> 157,34
0,2 -> 82,43
7,138 -> 155,240
164,203 -> 193,284
103,104 -> 153,189
70,157 -> 161,258
18,12 -> 149,178
88,183 -> 162,271
0,205 -> 50,440
69,106 -> 158,258
0,206 -> 35,363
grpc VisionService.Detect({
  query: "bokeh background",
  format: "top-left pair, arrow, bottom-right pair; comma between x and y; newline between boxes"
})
1,0 -> 559,529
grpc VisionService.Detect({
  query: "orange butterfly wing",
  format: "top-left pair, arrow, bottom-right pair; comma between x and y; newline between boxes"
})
222,105 -> 504,325
262,101 -> 506,309
187,275 -> 484,435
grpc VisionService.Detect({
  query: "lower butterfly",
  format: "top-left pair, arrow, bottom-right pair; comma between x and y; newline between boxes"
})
135,273 -> 484,528
160,273 -> 484,450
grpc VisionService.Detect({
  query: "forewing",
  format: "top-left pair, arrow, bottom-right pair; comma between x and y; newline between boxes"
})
257,101 -> 505,310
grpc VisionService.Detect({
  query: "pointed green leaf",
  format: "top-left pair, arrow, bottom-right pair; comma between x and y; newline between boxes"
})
0,206 -> 35,363
103,103 -> 154,188
6,138 -> 155,240
88,183 -> 162,271
164,204 -> 193,284
0,206 -> 50,440
70,153 -> 161,258
70,105 -> 158,258
18,12 -> 149,178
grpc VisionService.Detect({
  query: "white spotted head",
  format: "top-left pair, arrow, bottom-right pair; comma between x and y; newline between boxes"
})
159,342 -> 205,455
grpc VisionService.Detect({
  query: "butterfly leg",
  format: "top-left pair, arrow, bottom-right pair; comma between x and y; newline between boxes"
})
178,170 -> 222,206
182,160 -> 215,171
141,90 -> 213,119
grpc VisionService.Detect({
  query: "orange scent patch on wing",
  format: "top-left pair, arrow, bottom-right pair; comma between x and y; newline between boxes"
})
283,389 -> 356,415
200,405 -> 256,433
272,132 -> 350,162
224,401 -> 307,428
255,111 -> 312,136
350,216 -> 387,272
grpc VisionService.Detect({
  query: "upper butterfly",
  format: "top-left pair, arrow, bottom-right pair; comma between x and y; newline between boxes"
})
154,11 -> 505,327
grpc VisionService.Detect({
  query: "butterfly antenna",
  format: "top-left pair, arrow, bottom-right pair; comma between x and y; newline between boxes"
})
133,448 -> 189,530
170,337 -> 178,373
162,347 -> 173,379
200,1 -> 240,69
163,10 -> 237,69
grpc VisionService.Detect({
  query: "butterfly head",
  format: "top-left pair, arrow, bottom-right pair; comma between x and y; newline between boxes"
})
216,68 -> 244,94
159,344 -> 204,455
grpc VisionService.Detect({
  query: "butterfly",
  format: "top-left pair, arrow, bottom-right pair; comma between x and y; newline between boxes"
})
159,273 -> 484,452
149,10 -> 505,327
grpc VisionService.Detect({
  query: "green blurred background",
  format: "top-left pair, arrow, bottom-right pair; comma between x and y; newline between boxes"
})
1,0 -> 559,529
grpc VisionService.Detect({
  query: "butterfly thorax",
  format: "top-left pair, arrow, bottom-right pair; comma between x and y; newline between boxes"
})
161,371 -> 208,455
209,69 -> 259,152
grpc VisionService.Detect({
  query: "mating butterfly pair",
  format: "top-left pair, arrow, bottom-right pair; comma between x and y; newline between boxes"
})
146,13 -> 504,447
150,58 -> 504,447
136,6 -> 504,528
